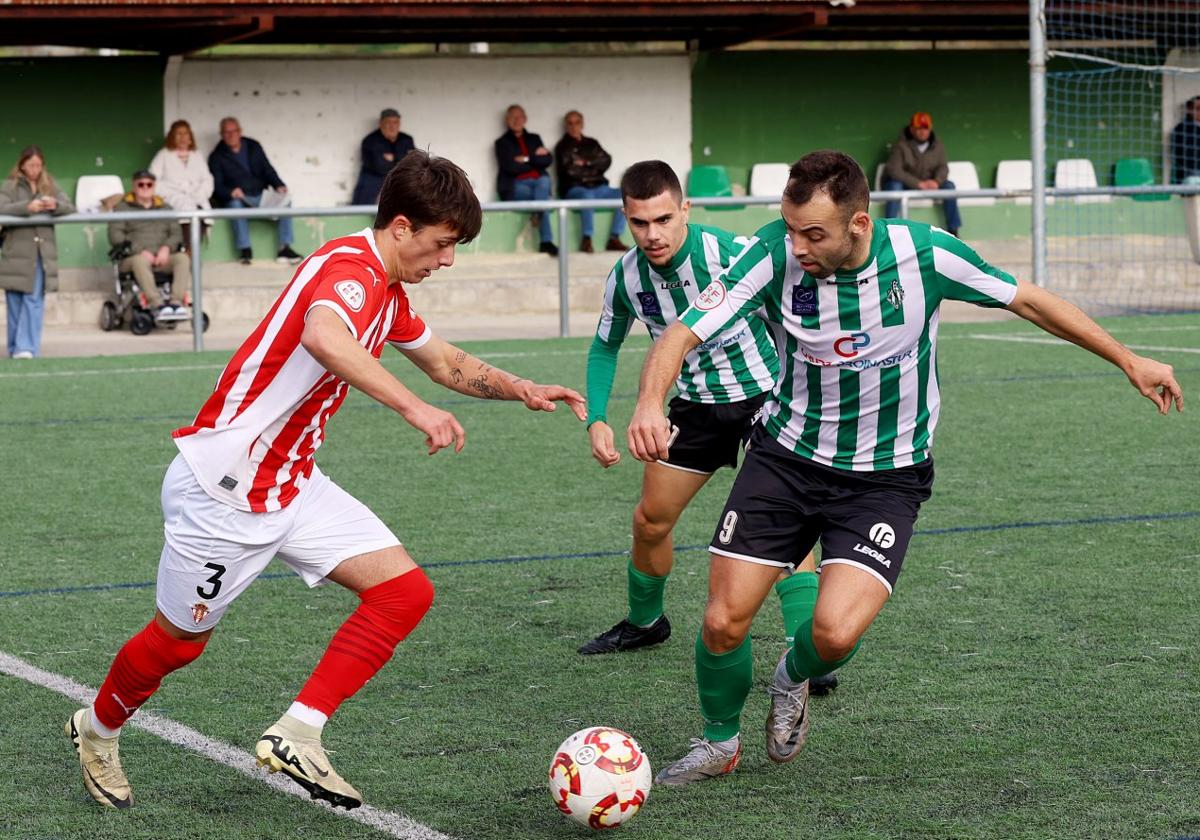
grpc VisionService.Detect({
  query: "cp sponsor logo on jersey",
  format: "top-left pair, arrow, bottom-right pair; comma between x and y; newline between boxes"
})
791,286 -> 817,315
636,291 -> 663,317
833,331 -> 871,358
694,279 -> 727,311
334,279 -> 366,312
869,522 -> 896,548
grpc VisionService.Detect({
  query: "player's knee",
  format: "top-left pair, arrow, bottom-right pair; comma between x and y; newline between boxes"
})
632,502 -> 674,544
810,617 -> 859,662
700,605 -> 749,653
362,567 -> 435,640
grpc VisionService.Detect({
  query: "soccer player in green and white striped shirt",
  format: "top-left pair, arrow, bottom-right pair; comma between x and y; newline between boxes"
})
626,151 -> 1183,786
578,161 -> 829,678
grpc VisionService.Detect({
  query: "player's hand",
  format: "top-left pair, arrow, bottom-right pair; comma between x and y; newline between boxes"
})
519,382 -> 587,420
588,421 -> 621,468
401,401 -> 466,454
1125,355 -> 1184,414
627,403 -> 671,463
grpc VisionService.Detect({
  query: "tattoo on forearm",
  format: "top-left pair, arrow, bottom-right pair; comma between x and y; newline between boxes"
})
468,373 -> 504,399
450,367 -> 463,384
454,350 -> 467,363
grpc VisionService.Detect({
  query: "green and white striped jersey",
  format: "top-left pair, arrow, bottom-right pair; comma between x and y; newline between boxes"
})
681,218 -> 1018,471
594,223 -> 779,404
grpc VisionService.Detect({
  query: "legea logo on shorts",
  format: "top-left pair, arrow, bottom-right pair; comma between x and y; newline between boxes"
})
334,280 -> 366,312
694,280 -> 727,311
869,522 -> 896,548
833,332 -> 871,358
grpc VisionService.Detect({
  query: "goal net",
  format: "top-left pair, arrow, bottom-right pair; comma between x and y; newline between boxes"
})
1042,0 -> 1200,314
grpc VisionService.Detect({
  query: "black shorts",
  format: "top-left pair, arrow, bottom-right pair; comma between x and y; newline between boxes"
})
708,426 -> 934,593
661,393 -> 769,474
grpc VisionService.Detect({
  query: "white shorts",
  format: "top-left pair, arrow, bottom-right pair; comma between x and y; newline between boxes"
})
156,454 -> 400,632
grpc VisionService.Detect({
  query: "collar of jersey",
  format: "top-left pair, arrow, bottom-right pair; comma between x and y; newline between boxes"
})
832,218 -> 886,283
357,227 -> 388,278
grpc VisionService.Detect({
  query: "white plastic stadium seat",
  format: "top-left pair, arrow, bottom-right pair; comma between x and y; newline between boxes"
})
946,161 -> 993,207
995,159 -> 1034,205
1054,158 -> 1110,203
749,163 -> 791,198
74,175 -> 127,214
874,162 -> 932,209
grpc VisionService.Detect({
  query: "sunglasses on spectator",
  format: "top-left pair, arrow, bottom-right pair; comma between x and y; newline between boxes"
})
135,181 -> 155,188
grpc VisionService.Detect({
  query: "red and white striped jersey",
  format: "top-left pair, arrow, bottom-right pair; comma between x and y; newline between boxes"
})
173,228 -> 431,512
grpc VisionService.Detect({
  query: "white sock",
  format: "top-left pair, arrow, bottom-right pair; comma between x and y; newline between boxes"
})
287,701 -> 328,730
713,734 -> 739,753
774,654 -> 805,690
89,707 -> 120,739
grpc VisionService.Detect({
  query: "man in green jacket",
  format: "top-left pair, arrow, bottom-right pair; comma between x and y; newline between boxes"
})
882,111 -> 962,237
107,170 -> 190,316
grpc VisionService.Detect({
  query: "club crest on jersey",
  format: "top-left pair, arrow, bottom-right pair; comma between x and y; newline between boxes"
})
694,280 -> 726,311
887,278 -> 905,310
791,286 -> 817,315
334,280 -> 366,312
190,602 -> 210,625
636,291 -> 663,317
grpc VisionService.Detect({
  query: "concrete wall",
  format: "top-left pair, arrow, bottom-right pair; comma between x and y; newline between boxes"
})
167,55 -> 693,207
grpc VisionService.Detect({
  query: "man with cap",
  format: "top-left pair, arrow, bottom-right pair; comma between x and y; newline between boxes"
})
882,111 -> 961,237
352,109 -> 416,205
107,169 -> 191,317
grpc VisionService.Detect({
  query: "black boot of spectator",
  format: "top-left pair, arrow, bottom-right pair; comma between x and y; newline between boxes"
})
539,241 -> 559,257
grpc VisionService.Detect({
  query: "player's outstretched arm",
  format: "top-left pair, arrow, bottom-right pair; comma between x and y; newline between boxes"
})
1006,280 -> 1184,414
301,306 -> 465,455
628,322 -> 702,462
399,335 -> 587,420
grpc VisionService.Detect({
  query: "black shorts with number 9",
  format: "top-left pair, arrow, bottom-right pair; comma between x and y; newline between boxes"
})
708,426 -> 934,593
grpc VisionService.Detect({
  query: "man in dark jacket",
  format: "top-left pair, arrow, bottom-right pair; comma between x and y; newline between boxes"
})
107,170 -> 190,316
495,104 -> 557,256
883,111 -> 961,237
554,111 -> 626,253
352,108 -> 415,205
1170,96 -> 1200,183
208,117 -> 302,265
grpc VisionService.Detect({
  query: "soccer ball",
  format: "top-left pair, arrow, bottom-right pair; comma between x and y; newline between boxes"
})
548,726 -> 652,830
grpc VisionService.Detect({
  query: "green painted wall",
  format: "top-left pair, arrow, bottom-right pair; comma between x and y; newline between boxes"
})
0,57 -> 164,268
691,49 -> 1033,192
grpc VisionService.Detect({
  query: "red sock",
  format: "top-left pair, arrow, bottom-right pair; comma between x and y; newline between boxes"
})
93,619 -> 208,730
296,568 -> 435,718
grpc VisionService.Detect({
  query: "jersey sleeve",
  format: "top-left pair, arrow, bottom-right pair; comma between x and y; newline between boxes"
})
586,262 -> 634,425
680,236 -> 782,342
305,258 -> 387,338
930,228 -> 1018,308
385,299 -> 432,349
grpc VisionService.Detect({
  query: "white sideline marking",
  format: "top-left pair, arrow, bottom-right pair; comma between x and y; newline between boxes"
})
0,650 -> 455,840
963,333 -> 1200,354
0,345 -> 646,381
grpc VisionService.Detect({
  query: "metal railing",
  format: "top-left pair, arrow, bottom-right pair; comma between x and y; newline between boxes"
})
5,183 -> 1200,351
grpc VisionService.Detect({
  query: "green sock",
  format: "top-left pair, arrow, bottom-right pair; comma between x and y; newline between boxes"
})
786,617 -> 860,683
775,571 -> 819,646
627,560 -> 667,627
695,633 -> 753,742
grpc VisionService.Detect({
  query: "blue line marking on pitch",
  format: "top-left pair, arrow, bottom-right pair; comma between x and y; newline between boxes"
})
1,510 -> 1195,601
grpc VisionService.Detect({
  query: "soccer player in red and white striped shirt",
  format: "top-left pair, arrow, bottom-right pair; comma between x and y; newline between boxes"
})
66,151 -> 586,811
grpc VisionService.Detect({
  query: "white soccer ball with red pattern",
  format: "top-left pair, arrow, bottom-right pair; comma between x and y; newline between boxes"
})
548,726 -> 652,830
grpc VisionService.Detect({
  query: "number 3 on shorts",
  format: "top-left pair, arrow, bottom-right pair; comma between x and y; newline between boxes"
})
718,511 -> 738,545
196,562 -> 227,600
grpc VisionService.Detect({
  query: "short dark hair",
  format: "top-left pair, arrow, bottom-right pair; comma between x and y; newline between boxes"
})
620,160 -> 683,204
374,150 -> 482,243
1188,95 -> 1200,110
783,150 -> 870,216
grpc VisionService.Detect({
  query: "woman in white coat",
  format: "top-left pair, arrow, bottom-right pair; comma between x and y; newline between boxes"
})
148,120 -> 213,243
